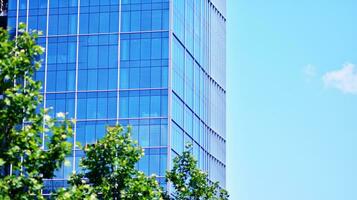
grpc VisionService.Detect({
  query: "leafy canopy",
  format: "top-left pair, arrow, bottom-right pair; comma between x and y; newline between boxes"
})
166,144 -> 229,200
57,125 -> 164,200
0,24 -> 74,199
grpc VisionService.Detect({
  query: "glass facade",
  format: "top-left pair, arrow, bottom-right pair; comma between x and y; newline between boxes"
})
8,0 -> 226,193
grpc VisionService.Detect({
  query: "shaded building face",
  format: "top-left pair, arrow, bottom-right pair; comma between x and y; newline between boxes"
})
8,0 -> 226,194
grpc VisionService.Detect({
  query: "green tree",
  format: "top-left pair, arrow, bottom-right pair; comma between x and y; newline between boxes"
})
57,125 -> 164,200
55,174 -> 96,200
166,145 -> 229,200
0,24 -> 74,199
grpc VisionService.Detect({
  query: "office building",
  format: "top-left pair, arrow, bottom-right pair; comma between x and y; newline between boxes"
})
6,0 -> 226,193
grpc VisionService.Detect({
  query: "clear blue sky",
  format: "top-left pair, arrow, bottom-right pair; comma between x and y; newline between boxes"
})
226,1 -> 357,200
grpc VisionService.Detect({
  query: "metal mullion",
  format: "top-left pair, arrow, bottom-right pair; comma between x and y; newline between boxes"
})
167,0 -> 174,193
116,0 -> 122,124
73,0 -> 81,173
42,0 -> 50,149
26,0 -> 29,29
15,0 -> 19,35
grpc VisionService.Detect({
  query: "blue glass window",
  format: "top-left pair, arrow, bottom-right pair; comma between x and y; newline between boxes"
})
78,35 -> 118,91
139,92 -> 150,117
130,11 -> 141,31
119,91 -> 129,118
138,155 -> 149,175
129,68 -> 140,88
160,154 -> 167,176
150,92 -> 161,117
172,123 -> 183,153
141,11 -> 151,31
120,3 -> 168,32
97,97 -> 108,118
130,39 -> 140,60
149,154 -> 160,174
140,68 -> 151,88
9,0 -> 17,10
129,92 -> 139,118
121,11 -> 130,32
151,38 -> 161,59
150,125 -> 160,147
152,10 -> 162,30
141,39 -> 151,60
46,93 -> 75,118
139,124 -> 149,147
184,107 -> 193,136
87,70 -> 98,90
172,94 -> 184,127
173,0 -> 185,41
77,92 -> 117,120
80,0 -> 119,34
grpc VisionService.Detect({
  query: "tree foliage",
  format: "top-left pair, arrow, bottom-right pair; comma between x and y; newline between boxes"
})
0,24 -> 74,199
166,144 -> 229,200
57,125 -> 164,200
55,174 -> 96,200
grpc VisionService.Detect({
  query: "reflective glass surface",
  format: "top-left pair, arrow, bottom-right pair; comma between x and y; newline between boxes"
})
172,0 -> 227,187
8,0 -> 226,193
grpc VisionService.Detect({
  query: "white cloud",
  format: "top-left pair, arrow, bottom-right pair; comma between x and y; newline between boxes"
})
322,63 -> 357,94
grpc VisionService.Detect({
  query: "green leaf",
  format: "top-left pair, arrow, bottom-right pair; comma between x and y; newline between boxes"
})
0,24 -> 75,199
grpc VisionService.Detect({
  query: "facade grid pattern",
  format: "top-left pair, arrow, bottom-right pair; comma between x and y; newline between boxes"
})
7,0 -> 226,193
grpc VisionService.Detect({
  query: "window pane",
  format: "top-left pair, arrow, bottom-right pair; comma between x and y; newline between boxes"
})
130,11 -> 141,31
87,70 -> 98,90
139,125 -> 149,147
140,95 -> 150,117
87,98 -> 97,119
97,98 -> 107,118
129,96 -> 139,118
152,10 -> 162,30
150,125 -> 160,146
